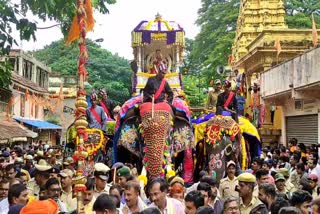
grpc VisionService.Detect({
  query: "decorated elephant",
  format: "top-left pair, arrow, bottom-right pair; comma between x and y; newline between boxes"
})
192,112 -> 261,181
113,95 -> 194,179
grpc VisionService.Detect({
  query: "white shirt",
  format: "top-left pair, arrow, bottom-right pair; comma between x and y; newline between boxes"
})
0,198 -> 9,214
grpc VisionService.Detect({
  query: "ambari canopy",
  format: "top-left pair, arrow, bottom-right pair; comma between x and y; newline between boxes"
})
132,13 -> 185,47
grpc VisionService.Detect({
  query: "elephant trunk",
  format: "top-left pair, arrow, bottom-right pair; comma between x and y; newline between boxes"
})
140,102 -> 172,179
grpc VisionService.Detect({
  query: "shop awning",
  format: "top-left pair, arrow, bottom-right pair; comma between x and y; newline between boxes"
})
0,119 -> 38,143
14,118 -> 62,130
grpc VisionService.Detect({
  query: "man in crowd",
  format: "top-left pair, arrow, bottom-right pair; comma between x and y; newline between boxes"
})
277,168 -> 296,193
289,154 -> 300,186
197,182 -> 212,208
27,159 -> 52,199
251,157 -> 263,175
59,169 -> 75,212
45,177 -> 67,212
290,190 -> 312,214
184,191 -> 204,214
94,162 -> 111,198
205,79 -> 222,111
0,179 -> 9,201
0,179 -> 10,213
200,176 -> 223,213
237,172 -> 268,214
5,164 -> 17,183
93,193 -> 117,214
308,174 -> 319,198
296,163 -> 309,187
122,181 -> 147,213
117,166 -> 132,189
148,178 -> 184,213
99,88 -> 114,120
219,160 -> 239,199
86,92 -> 107,131
82,177 -> 96,214
223,197 -> 241,214
275,173 -> 287,195
8,183 -> 28,208
258,183 -> 276,211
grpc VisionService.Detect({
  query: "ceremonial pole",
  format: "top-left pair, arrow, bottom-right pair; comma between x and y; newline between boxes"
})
72,0 -> 90,212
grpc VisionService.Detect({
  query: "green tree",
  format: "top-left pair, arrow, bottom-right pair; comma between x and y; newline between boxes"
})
189,0 -> 239,82
33,39 -> 131,105
285,0 -> 320,28
0,0 -> 115,55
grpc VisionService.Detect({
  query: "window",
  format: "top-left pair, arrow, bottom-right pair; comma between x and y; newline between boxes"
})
22,59 -> 33,80
35,104 -> 39,118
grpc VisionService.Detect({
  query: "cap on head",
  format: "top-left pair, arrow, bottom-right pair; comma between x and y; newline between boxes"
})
117,166 -> 131,177
90,92 -> 98,101
308,174 -> 318,181
275,173 -> 286,182
214,79 -> 221,85
94,163 -> 110,181
277,168 -> 289,177
169,176 -> 184,186
59,169 -> 74,178
227,160 -> 236,168
35,159 -> 52,172
223,80 -> 231,88
238,172 -> 256,183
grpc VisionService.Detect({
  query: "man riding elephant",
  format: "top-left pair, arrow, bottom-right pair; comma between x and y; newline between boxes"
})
216,80 -> 238,122
139,64 -> 174,179
143,64 -> 173,104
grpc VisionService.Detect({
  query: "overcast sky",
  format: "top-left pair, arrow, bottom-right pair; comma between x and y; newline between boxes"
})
16,0 -> 202,60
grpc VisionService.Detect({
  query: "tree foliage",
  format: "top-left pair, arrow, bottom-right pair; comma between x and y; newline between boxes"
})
285,0 -> 320,28
33,39 -> 131,105
189,0 -> 239,83
0,0 -> 115,55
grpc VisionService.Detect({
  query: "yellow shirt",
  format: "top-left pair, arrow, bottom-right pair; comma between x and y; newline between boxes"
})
240,196 -> 264,214
219,177 -> 239,199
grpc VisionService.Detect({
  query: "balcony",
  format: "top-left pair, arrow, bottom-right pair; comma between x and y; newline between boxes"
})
261,47 -> 320,99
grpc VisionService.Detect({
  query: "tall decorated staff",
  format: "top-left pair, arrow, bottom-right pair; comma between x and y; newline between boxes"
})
66,0 -> 94,213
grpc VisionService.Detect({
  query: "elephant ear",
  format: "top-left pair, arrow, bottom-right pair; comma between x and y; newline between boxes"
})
172,126 -> 194,154
118,123 -> 140,157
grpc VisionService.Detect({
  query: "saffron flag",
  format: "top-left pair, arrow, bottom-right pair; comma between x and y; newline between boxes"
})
274,38 -> 282,57
66,0 -> 94,44
312,13 -> 318,47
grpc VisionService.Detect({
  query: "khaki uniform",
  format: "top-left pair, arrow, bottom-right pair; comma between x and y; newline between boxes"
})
61,189 -> 76,212
240,197 -> 266,214
285,180 -> 296,193
26,178 -> 40,199
253,185 -> 259,197
219,177 -> 239,199
93,183 -> 112,198
206,91 -> 220,111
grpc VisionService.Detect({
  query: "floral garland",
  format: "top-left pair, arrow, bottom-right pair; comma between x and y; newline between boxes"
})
75,128 -> 105,157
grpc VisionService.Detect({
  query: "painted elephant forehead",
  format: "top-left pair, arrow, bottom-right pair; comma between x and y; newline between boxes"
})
139,102 -> 172,116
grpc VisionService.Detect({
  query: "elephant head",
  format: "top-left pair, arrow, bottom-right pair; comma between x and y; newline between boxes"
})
139,102 -> 173,179
205,115 -> 240,181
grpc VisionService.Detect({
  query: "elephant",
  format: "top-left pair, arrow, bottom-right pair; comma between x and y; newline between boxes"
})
113,95 -> 194,179
192,112 -> 261,181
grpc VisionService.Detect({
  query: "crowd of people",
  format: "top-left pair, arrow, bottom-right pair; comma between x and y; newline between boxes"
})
0,138 -> 320,214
